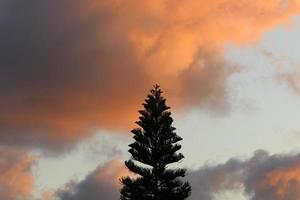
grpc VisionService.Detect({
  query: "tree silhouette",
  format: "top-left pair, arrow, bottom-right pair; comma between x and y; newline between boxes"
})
120,85 -> 191,200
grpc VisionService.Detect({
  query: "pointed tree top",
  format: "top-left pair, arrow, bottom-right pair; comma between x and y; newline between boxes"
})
151,84 -> 162,96
153,84 -> 160,90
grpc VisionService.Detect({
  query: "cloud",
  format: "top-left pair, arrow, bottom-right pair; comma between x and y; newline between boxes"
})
178,49 -> 235,112
0,147 -> 35,200
80,133 -> 126,161
261,49 -> 300,95
278,71 -> 300,94
52,150 -> 300,200
56,160 -> 127,200
187,158 -> 243,200
188,150 -> 300,200
0,0 -> 299,151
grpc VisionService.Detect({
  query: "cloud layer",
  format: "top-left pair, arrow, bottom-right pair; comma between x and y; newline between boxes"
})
0,0 -> 299,151
54,150 -> 300,200
188,150 -> 300,200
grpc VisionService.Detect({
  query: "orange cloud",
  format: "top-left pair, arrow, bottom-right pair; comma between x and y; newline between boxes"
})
0,0 -> 299,151
121,0 -> 300,75
0,147 -> 35,200
257,165 -> 300,199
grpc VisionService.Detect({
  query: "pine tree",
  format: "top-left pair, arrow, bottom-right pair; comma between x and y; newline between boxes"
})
120,85 -> 191,200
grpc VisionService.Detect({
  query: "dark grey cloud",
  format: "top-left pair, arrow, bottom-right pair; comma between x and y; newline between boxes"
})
56,160 -> 124,200
187,157 -> 243,200
188,150 -> 300,200
0,0 -> 150,151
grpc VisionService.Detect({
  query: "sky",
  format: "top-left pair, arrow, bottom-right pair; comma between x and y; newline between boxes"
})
1,0 -> 300,199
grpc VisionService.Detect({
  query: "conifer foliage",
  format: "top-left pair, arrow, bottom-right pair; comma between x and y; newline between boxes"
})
120,85 -> 191,200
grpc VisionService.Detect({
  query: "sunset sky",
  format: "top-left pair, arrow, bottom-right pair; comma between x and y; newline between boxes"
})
1,1 -> 300,199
